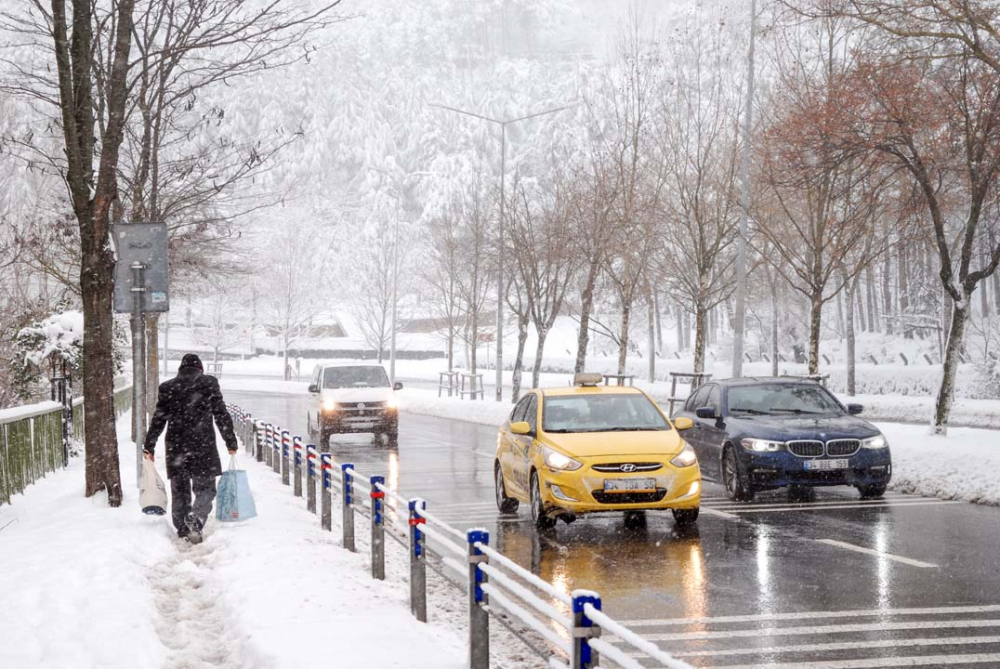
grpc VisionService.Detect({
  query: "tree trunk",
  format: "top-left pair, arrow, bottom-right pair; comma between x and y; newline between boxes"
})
283,332 -> 290,381
865,266 -> 878,332
446,331 -> 454,373
771,280 -> 779,377
882,254 -> 893,335
574,263 -> 600,374
81,219 -> 123,506
807,293 -> 823,375
844,275 -> 856,396
693,302 -> 708,374
470,312 -> 478,376
653,290 -> 663,353
647,297 -> 655,383
933,300 -> 969,434
511,313 -> 529,402
981,248 -> 990,318
675,304 -> 684,353
531,324 -> 549,390
899,245 -> 911,337
835,289 -> 845,340
617,301 -> 631,376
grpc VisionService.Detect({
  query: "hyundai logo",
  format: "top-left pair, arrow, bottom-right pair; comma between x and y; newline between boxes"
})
620,464 -> 637,473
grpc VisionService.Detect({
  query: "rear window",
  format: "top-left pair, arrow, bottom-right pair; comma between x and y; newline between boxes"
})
542,394 -> 670,434
323,366 -> 389,389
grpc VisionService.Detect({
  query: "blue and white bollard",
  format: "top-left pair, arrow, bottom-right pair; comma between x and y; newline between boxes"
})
342,463 -> 355,552
293,436 -> 303,498
307,445 -> 317,514
320,453 -> 332,531
571,591 -> 602,669
408,498 -> 427,622
370,475 -> 385,580
467,529 -> 490,669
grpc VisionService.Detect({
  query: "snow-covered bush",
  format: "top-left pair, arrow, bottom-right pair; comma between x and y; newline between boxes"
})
11,311 -> 85,398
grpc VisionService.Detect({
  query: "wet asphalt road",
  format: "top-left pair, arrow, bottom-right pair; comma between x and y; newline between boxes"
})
225,389 -> 1000,668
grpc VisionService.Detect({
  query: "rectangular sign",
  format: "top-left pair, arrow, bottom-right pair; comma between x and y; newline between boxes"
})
113,223 -> 170,313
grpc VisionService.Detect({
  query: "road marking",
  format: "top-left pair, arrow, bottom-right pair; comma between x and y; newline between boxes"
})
815,539 -> 938,568
703,497 -> 950,511
710,652 -> 1000,669
723,500 -> 963,514
619,603 -> 1000,627
612,618 -> 1000,642
645,635 -> 1000,659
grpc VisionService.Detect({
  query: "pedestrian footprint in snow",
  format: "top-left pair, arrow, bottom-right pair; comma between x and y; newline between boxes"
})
143,353 -> 238,544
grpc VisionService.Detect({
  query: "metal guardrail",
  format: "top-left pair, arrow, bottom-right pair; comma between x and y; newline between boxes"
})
226,404 -> 694,669
0,386 -> 132,507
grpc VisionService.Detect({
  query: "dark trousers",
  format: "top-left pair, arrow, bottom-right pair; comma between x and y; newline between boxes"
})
170,475 -> 217,534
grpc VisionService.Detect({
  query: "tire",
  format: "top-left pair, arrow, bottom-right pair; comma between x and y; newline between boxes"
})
530,471 -> 556,529
495,464 -> 519,514
722,447 -> 755,502
857,483 -> 887,499
672,507 -> 700,526
386,429 -> 399,449
623,510 -> 647,528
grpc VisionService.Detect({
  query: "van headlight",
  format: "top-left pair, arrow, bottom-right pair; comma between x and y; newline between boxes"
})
742,438 -> 783,453
862,435 -> 888,449
386,395 -> 398,410
670,443 -> 698,467
542,446 -> 582,471
322,398 -> 339,412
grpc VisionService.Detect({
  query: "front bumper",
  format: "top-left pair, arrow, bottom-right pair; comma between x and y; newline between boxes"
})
538,458 -> 701,515
321,408 -> 398,434
742,448 -> 892,489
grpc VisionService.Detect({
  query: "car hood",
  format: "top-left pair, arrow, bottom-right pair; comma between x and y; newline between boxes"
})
542,430 -> 685,458
320,387 -> 392,403
728,413 -> 879,441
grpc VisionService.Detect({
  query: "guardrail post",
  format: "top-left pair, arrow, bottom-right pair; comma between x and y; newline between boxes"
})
264,424 -> 272,467
467,529 -> 490,669
271,425 -> 279,472
571,591 -> 602,669
342,463 -> 356,552
281,430 -> 290,485
408,498 -> 427,622
370,475 -> 386,580
320,453 -> 333,530
307,445 -> 317,514
254,421 -> 263,463
293,436 -> 303,498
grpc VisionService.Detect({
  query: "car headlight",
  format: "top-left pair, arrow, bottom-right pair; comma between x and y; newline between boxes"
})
386,395 -> 398,410
670,442 -> 698,467
322,399 -> 338,412
862,435 -> 888,449
742,438 -> 783,453
542,446 -> 583,471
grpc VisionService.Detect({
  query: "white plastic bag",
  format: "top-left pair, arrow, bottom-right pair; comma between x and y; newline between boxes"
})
139,458 -> 168,515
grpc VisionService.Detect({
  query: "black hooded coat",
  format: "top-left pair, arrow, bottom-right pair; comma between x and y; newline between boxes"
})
143,354 -> 237,479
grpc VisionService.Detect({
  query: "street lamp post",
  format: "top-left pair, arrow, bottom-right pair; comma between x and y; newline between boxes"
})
430,102 -> 575,402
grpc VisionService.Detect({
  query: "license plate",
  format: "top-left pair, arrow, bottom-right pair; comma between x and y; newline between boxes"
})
353,422 -> 375,430
604,478 -> 657,493
804,459 -> 849,471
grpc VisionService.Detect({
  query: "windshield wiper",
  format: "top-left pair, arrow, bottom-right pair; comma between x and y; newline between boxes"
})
769,408 -> 823,415
729,408 -> 771,416
603,427 -> 664,432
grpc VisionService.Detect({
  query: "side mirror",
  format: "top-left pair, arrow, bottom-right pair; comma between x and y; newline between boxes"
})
673,416 -> 694,431
510,421 -> 531,436
695,407 -> 717,420
308,384 -> 319,394
393,381 -> 403,391
847,403 -> 864,415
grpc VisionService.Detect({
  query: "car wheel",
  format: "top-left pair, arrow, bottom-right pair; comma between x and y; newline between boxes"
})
623,510 -> 646,528
672,507 -> 699,526
722,447 -> 755,502
857,483 -> 887,499
494,464 -> 519,514
530,471 -> 556,529
386,429 -> 399,449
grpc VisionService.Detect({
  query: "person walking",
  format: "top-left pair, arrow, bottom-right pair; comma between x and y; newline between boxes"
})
143,353 -> 238,544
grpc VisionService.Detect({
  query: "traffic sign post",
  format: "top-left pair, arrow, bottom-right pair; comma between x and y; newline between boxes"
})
113,223 -> 169,486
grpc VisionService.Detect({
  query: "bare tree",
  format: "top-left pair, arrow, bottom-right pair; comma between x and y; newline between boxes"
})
193,278 -> 249,366
454,171 -> 496,380
422,205 -> 463,373
352,209 -> 397,362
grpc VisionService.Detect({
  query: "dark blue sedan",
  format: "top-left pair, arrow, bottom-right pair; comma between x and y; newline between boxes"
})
674,378 -> 892,501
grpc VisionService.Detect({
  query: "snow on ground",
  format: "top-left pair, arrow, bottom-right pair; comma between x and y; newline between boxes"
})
0,412 -> 466,669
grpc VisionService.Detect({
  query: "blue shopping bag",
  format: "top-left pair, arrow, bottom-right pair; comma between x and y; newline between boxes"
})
217,456 -> 257,522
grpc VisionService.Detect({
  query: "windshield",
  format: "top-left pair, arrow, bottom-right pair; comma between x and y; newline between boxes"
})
323,366 -> 389,389
727,384 -> 843,416
542,394 -> 671,433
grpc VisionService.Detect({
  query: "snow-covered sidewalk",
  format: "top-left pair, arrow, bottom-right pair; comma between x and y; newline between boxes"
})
0,413 -> 465,669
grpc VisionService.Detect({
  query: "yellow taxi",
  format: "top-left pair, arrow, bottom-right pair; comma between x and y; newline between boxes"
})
494,373 -> 701,529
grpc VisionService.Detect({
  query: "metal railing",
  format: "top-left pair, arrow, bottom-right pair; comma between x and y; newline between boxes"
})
226,404 -> 694,669
1,386 -> 132,507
